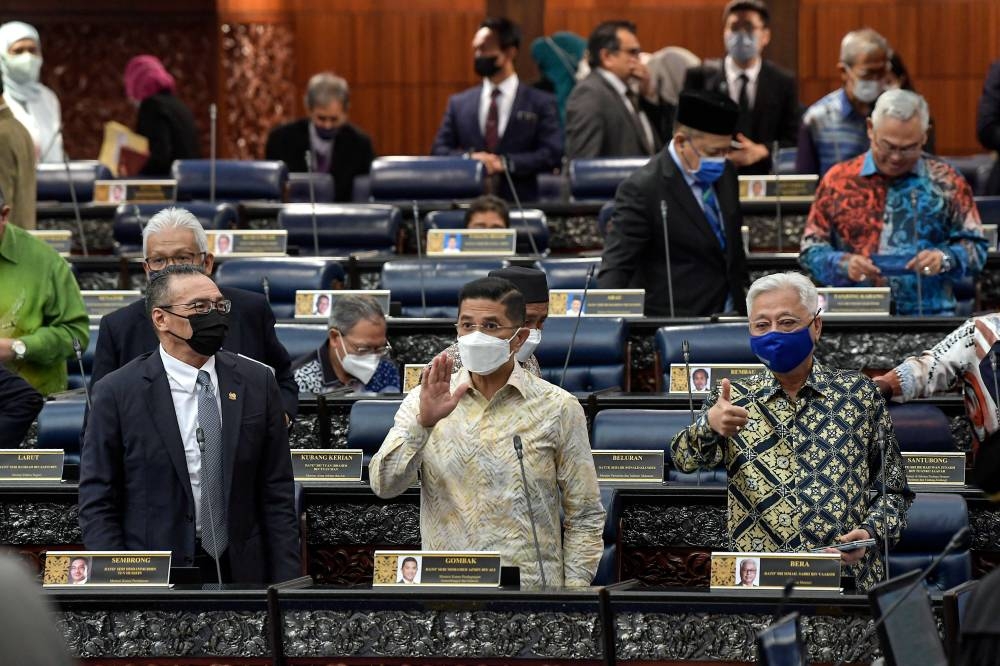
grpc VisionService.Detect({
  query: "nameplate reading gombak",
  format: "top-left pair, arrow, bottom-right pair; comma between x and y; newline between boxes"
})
592,449 -> 664,483
903,452 -> 966,486
206,229 -> 288,257
816,287 -> 891,316
669,363 -> 765,394
82,290 -> 141,320
426,229 -> 517,257
711,551 -> 842,591
738,175 -> 818,202
549,289 -> 645,317
291,449 -> 363,482
372,550 -> 502,587
0,449 -> 64,481
93,179 -> 176,204
294,290 -> 391,320
43,551 -> 172,587
28,229 -> 72,256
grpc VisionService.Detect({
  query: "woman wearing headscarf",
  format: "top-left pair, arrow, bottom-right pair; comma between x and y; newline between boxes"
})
0,21 -> 63,163
530,32 -> 586,127
123,55 -> 199,176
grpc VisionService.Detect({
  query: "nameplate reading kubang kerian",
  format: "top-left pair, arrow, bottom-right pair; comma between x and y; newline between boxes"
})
903,452 -> 966,486
426,229 -> 517,257
206,229 -> 288,257
669,363 -> 765,394
0,449 -> 64,481
92,179 -> 176,204
592,449 -> 664,482
372,551 -> 502,587
548,289 -> 645,317
711,551 -> 842,591
43,551 -> 172,587
291,449 -> 363,481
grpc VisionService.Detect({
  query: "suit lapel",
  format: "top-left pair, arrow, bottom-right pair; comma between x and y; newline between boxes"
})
595,73 -> 651,155
660,152 -> 725,253
215,352 -> 244,508
142,352 -> 195,511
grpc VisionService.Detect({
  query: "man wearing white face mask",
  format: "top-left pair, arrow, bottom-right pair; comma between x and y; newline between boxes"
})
371,277 -> 605,588
0,22 -> 63,163
291,295 -> 401,395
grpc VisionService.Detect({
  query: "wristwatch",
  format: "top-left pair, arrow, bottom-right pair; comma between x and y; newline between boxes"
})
10,339 -> 26,361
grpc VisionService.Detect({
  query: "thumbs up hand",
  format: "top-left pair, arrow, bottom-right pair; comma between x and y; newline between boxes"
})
708,378 -> 750,437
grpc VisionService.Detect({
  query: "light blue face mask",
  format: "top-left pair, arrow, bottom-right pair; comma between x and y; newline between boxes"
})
687,138 -> 727,184
725,31 -> 759,63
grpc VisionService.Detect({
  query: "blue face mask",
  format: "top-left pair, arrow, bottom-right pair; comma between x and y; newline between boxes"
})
749,313 -> 819,374
687,138 -> 727,184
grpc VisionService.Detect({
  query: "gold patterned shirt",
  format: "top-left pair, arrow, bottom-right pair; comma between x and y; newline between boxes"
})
369,362 -> 605,588
670,361 -> 911,592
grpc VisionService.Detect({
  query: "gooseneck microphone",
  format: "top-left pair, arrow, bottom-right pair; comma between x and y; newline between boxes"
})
60,137 -> 89,257
261,276 -> 271,306
209,104 -> 218,204
877,419 -> 890,582
660,200 -> 675,318
412,200 -> 428,317
304,150 -> 320,256
559,263 -> 595,389
991,349 -> 999,426
772,140 -> 783,254
196,426 -> 224,589
500,156 -> 542,257
682,339 -> 699,487
911,189 -> 923,316
513,435 -> 547,588
772,579 -> 796,623
73,338 -> 91,410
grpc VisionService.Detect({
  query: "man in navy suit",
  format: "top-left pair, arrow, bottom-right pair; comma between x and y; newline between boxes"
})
80,264 -> 300,585
431,16 -> 562,202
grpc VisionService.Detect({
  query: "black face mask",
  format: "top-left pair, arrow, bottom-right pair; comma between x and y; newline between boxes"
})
163,309 -> 230,357
314,124 -> 339,141
474,55 -> 502,78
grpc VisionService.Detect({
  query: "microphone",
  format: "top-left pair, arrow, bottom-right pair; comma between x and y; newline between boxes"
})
513,435 -> 547,588
682,339 -> 698,487
261,276 -> 271,306
990,349 -> 999,427
876,418 -> 890,582
500,156 -> 542,257
60,140 -> 89,257
559,263 -> 595,389
304,150 -> 320,256
196,426 -> 224,589
209,104 -> 217,204
911,189 -> 923,316
412,199 -> 428,317
660,200 -> 675,318
73,338 -> 92,410
772,139 -> 783,254
40,124 -> 64,163
772,579 -> 795,623
831,526 -> 970,666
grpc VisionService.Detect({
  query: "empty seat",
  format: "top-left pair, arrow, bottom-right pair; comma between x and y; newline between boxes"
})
347,399 -> 404,465
887,403 -> 956,452
536,172 -> 564,203
113,202 -> 239,254
380,259 -> 505,318
568,158 -> 648,201
533,316 -> 628,393
37,161 -> 113,203
214,257 -> 345,319
172,159 -> 288,202
424,208 -> 549,255
890,492 -> 971,592
539,257 -> 601,290
286,172 -> 335,203
66,326 -> 99,390
278,203 -> 400,256
976,196 -> 1000,229
655,322 -> 757,391
37,399 -> 87,467
274,323 -> 330,363
369,156 -> 484,201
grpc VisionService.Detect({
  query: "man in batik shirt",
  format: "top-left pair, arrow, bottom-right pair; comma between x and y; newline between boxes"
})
800,89 -> 985,316
671,271 -> 911,592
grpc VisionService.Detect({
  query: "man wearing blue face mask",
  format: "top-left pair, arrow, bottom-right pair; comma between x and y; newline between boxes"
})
598,89 -> 749,316
670,271 -> 912,593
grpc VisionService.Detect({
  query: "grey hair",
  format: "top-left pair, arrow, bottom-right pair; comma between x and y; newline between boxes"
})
872,88 -> 930,133
746,272 -> 818,315
328,294 -> 385,333
839,28 -> 891,67
142,207 -> 209,258
305,72 -> 350,111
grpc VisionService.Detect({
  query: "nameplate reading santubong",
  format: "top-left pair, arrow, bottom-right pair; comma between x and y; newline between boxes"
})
43,551 -> 172,587
291,449 -> 363,482
0,449 -> 64,481
592,449 -> 664,483
82,290 -> 141,320
28,230 -> 72,256
206,229 -> 288,257
816,287 -> 891,316
711,551 -> 842,591
93,179 -> 176,204
549,289 -> 645,317
903,452 -> 966,486
372,550 -> 502,587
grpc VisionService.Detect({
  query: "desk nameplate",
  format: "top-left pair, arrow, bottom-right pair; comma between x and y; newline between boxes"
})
738,175 -> 818,203
93,179 -> 176,204
294,290 -> 390,320
817,287 -> 891,316
373,550 -> 502,587
426,229 -> 516,257
669,363 -> 765,394
207,229 -> 288,257
83,290 -> 141,320
903,452 -> 966,486
28,229 -> 72,256
592,449 -> 664,483
43,550 -> 172,587
711,551 -> 841,591
0,449 -> 64,481
291,449 -> 363,482
549,289 -> 645,317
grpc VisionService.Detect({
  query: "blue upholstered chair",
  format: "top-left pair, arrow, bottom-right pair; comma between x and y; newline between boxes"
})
889,492 -> 971,592
348,399 -> 404,466
66,326 -> 99,390
277,203 -> 401,256
274,323 -> 329,363
539,257 -> 601,290
171,159 -> 288,202
423,208 -> 550,255
943,579 -> 979,661
887,403 -> 956,452
597,200 -> 615,238
113,202 -> 240,254
590,408 -> 726,484
536,172 -> 564,203
568,158 -> 648,201
286,172 -> 335,203
214,257 -> 345,319
380,259 -> 505,318
775,147 -> 799,175
655,322 -> 757,391
593,487 -> 622,585
36,161 -> 113,202
369,156 -> 484,201
943,154 -> 994,195
37,399 -> 87,467
976,196 -> 1000,232
533,317 -> 628,393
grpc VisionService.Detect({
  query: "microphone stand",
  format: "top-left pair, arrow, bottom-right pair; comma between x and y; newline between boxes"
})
73,338 -> 91,410
513,435 -> 547,588
772,140 -> 783,254
660,201 -> 675,318
61,152 -> 88,256
559,263 -> 595,389
209,104 -> 217,204
877,419 -> 890,582
682,339 -> 699,487
500,156 -> 542,257
911,190 -> 923,316
261,276 -> 271,306
412,200 -> 428,317
304,150 -> 320,256
196,426 -> 224,589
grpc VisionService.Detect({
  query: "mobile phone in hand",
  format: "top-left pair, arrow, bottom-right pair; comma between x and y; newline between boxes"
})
810,538 -> 877,553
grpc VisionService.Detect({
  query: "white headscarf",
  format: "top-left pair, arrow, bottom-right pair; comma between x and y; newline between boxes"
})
0,21 -> 42,104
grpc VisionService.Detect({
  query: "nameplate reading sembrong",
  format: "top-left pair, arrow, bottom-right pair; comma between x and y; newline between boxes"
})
82,290 -> 141,320
549,289 -> 645,317
711,551 -> 841,591
372,550 -> 502,587
592,449 -> 664,483
291,449 -> 363,482
294,290 -> 391,320
816,287 -> 891,316
207,229 -> 288,257
28,229 -> 72,256
903,452 -> 966,486
738,175 -> 818,202
43,551 -> 172,587
93,179 -> 176,204
669,363 -> 765,395
0,449 -> 64,481
426,229 -> 517,257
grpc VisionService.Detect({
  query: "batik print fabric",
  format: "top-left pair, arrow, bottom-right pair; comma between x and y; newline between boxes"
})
800,152 -> 986,315
670,362 -> 911,592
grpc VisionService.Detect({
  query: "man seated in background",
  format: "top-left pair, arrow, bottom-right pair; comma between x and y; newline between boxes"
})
800,89 -> 986,316
265,72 -> 375,203
292,294 -> 400,394
464,194 -> 509,229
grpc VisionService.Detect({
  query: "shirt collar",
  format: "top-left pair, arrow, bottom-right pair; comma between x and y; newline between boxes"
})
482,73 -> 519,98
597,67 -> 628,97
0,222 -> 18,264
454,358 -> 528,399
724,55 -> 762,84
668,139 -> 698,189
159,344 -> 217,393
859,149 -> 926,178
754,359 -> 830,402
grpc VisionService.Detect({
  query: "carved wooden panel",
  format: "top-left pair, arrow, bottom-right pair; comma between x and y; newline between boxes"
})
307,544 -> 419,586
620,547 -> 714,588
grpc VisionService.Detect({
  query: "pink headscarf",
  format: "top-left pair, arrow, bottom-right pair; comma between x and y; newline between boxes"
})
123,55 -> 176,102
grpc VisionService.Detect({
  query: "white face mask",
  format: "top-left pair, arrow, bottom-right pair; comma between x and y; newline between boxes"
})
337,336 -> 379,385
3,52 -> 42,84
457,329 -> 519,375
851,75 -> 883,104
515,329 -> 541,363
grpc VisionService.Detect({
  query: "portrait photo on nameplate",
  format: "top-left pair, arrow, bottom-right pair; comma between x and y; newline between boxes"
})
737,175 -> 818,202
548,289 -> 645,317
83,290 -> 141,320
710,551 -> 842,591
592,449 -> 664,483
902,452 -> 966,486
291,449 -> 363,482
372,551 -> 502,587
669,363 -> 764,394
294,290 -> 391,320
206,229 -> 288,257
0,449 -> 64,481
816,287 -> 891,316
426,228 -> 517,257
27,230 -> 72,257
43,551 -> 172,587
92,179 -> 177,204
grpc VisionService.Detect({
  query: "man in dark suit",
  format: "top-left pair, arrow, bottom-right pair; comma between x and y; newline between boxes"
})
598,90 -> 748,317
431,17 -> 562,202
683,0 -> 800,175
265,72 -> 375,203
89,207 -> 298,420
565,20 -> 672,159
80,265 -> 300,585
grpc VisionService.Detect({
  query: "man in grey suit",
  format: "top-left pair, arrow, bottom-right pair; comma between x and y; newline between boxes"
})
565,20 -> 672,159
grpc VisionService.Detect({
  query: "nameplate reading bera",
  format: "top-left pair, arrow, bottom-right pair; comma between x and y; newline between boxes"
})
711,551 -> 842,591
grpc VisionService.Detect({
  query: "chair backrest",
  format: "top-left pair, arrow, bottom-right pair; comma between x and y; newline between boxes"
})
286,172 -> 335,203
274,323 -> 329,362
424,208 -> 550,255
369,156 -> 484,201
655,322 -> 756,389
380,259 -> 505,318
214,258 -> 345,319
568,158 -> 648,201
113,202 -> 240,253
37,161 -> 113,203
172,159 -> 288,201
66,326 -> 100,390
539,257 -> 601,290
756,613 -> 806,666
536,172 -> 564,203
533,317 -> 627,393
597,200 -> 615,238
590,409 -> 726,484
347,399 -> 404,463
943,154 -> 994,195
37,400 -> 87,467
942,579 -> 979,662
592,487 -> 622,586
278,203 -> 400,256
889,492 -> 971,592
976,196 -> 1000,231
887,403 -> 956,452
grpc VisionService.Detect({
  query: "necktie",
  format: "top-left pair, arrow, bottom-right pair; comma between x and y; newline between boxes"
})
737,73 -> 751,136
698,182 -> 727,250
196,370 -> 227,558
484,88 -> 501,152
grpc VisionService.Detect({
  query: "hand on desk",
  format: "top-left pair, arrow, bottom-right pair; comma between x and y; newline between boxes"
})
708,379 -> 749,438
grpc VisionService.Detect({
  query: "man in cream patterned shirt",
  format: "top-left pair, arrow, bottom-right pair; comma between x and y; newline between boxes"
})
370,276 -> 604,588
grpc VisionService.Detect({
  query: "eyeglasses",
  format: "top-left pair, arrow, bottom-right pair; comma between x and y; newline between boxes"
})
874,138 -> 923,158
614,47 -> 641,58
455,322 -> 522,334
159,299 -> 232,315
145,252 -> 207,271
342,337 -> 393,357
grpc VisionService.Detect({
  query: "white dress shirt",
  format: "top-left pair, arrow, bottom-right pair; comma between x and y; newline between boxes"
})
478,73 -> 519,141
596,67 -> 656,152
724,55 -> 762,109
159,345 -> 222,536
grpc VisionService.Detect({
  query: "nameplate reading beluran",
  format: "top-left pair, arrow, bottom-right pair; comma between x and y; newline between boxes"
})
372,550 -> 502,587
291,449 -> 363,481
43,551 -> 172,587
592,449 -> 664,482
0,449 -> 64,481
711,551 -> 842,591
